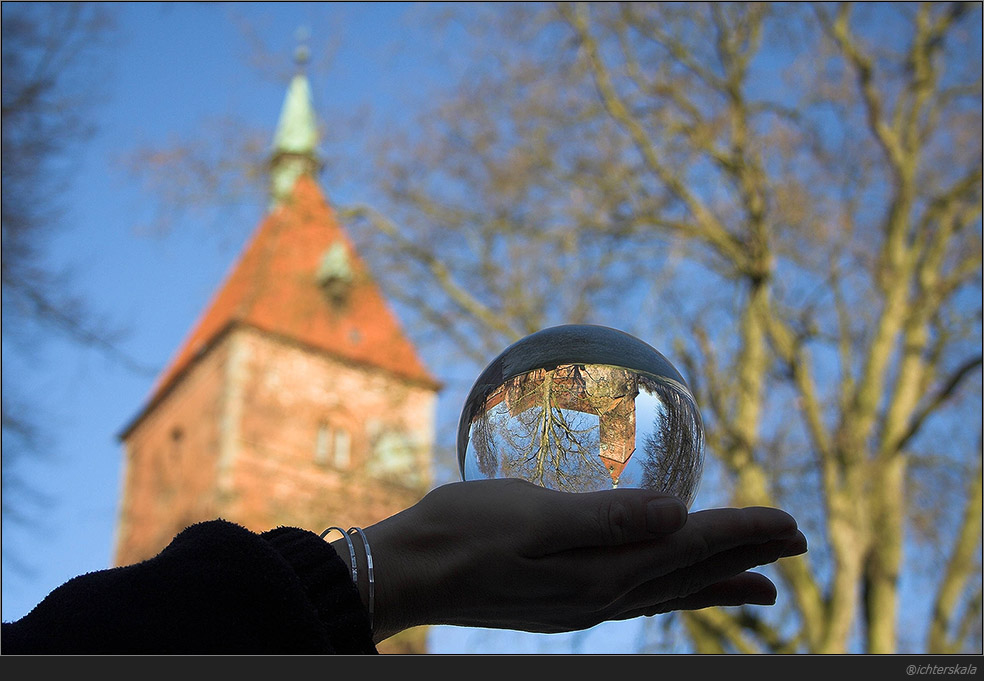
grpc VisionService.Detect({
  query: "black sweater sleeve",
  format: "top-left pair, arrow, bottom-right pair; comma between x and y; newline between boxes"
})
0,519 -> 377,655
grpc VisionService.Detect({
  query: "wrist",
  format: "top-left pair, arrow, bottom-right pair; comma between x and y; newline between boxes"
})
325,528 -> 378,643
362,505 -> 448,643
331,526 -> 392,644
329,533 -> 364,605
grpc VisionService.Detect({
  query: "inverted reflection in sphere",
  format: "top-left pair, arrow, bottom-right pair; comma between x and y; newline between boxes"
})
457,325 -> 704,508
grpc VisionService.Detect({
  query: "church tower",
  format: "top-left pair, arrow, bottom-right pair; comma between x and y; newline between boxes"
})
114,52 -> 440,652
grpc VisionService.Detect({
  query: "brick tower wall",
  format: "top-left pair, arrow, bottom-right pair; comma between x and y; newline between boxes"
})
116,323 -> 436,566
221,324 -> 436,534
115,337 -> 231,567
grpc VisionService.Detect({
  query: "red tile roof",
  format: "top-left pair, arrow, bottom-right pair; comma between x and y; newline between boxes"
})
132,175 -> 439,427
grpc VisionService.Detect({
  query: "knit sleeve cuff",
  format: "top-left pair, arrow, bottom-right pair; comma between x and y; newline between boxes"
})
262,526 -> 377,654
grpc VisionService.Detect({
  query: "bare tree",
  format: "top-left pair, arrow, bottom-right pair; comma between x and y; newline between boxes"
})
344,2 -> 982,653
2,3 -> 115,347
639,374 -> 704,503
468,365 -> 610,491
1,4 -> 144,535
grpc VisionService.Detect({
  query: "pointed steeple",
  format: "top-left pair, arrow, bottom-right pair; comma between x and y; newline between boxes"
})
270,32 -> 321,204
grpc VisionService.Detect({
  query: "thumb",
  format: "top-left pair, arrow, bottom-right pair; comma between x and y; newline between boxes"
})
645,495 -> 689,534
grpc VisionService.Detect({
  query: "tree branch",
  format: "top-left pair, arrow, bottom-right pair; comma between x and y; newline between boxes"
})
816,2 -> 907,175
928,447 -> 983,653
896,355 -> 984,454
560,2 -> 749,271
340,203 -> 523,343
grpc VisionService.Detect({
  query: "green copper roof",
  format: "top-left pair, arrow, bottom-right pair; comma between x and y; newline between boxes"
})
272,73 -> 319,155
270,66 -> 320,204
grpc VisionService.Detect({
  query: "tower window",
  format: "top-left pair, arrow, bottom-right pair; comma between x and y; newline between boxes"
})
315,423 -> 331,465
333,429 -> 351,468
170,427 -> 184,463
315,422 -> 351,469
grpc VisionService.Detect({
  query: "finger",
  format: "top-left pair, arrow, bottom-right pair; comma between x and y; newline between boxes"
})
533,487 -> 688,553
568,507 -> 802,585
664,571 -> 779,610
647,506 -> 800,572
650,533 -> 804,601
614,572 -> 779,620
560,524 -> 803,612
780,530 -> 808,557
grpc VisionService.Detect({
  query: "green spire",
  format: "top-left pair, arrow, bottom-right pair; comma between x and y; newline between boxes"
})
270,34 -> 321,204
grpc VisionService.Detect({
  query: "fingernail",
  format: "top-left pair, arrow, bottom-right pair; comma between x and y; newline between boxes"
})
647,498 -> 687,533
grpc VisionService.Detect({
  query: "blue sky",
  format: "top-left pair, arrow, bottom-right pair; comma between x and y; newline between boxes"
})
0,1 -> 664,653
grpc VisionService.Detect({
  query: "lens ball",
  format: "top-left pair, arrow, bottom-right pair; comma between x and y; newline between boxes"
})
457,325 -> 704,507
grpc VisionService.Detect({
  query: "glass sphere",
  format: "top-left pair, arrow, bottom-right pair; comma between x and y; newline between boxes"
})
457,325 -> 704,508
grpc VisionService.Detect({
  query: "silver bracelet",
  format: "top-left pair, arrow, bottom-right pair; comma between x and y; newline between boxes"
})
320,526 -> 357,585
348,526 -> 374,633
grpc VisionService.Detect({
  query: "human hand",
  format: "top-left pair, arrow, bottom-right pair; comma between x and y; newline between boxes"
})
339,478 -> 807,643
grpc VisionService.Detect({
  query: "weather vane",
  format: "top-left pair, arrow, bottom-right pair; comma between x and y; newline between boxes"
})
294,25 -> 311,67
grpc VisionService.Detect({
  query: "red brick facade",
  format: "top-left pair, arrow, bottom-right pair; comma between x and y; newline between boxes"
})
115,324 -> 436,563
